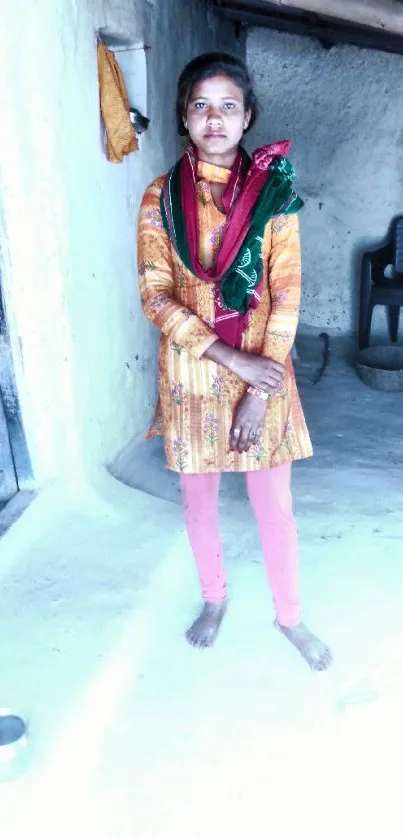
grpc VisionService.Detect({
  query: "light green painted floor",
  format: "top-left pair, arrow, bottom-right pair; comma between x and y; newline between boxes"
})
1,343 -> 402,836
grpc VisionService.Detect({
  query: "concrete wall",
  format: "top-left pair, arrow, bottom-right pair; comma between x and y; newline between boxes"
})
0,0 -> 240,485
246,28 -> 403,335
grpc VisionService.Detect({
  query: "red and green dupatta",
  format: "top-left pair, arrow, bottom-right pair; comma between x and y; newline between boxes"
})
160,140 -> 303,349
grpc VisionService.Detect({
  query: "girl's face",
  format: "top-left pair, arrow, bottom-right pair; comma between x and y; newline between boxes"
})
185,74 -> 251,167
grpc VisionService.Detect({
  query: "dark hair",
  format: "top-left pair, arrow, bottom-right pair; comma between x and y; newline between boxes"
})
176,52 -> 258,136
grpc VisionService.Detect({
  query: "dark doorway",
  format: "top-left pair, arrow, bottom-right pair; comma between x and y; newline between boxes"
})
0,284 -> 18,509
0,391 -> 18,510
0,271 -> 33,525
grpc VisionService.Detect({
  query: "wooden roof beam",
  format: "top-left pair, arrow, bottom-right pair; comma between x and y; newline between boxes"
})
255,0 -> 403,36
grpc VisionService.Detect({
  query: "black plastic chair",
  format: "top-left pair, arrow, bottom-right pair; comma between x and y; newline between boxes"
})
359,216 -> 403,349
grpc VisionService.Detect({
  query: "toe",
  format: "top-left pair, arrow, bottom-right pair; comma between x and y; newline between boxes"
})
186,628 -> 198,647
317,653 -> 332,671
309,648 -> 332,671
203,629 -> 216,648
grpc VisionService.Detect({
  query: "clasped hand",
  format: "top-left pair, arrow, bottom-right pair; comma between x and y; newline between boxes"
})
229,354 -> 285,454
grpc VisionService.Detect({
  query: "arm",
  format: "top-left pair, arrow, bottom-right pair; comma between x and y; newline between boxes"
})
262,213 -> 302,365
137,180 -> 218,360
204,340 -> 284,392
138,180 -> 284,390
228,213 -> 301,453
205,217 -> 302,388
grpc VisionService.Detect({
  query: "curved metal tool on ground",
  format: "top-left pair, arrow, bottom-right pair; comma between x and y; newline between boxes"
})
296,332 -> 330,386
312,332 -> 330,385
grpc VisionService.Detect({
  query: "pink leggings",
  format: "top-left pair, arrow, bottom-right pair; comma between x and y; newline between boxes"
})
180,463 -> 301,628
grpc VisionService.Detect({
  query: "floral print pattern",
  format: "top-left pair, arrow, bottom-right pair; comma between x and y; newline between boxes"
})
269,329 -> 294,344
146,208 -> 164,228
150,292 -> 169,312
177,264 -> 187,288
266,380 -> 287,401
285,418 -> 294,435
210,223 -> 225,253
203,413 -> 219,448
138,260 -> 157,276
211,375 -> 225,400
271,290 -> 287,306
272,216 -> 291,235
252,436 -> 266,464
173,438 -> 189,472
171,382 -> 184,405
197,181 -> 210,206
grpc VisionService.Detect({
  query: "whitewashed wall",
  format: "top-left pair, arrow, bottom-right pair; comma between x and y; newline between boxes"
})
247,28 -> 403,336
0,0 -> 239,485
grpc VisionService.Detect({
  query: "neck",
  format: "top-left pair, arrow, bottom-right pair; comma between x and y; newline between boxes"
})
197,149 -> 239,169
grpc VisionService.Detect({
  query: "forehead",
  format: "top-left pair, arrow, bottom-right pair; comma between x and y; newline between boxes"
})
190,74 -> 244,100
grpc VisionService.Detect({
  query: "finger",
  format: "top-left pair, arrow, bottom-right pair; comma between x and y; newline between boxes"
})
269,360 -> 285,374
237,425 -> 250,453
258,378 -> 276,392
230,425 -> 241,452
267,368 -> 284,384
269,363 -> 285,384
261,374 -> 284,391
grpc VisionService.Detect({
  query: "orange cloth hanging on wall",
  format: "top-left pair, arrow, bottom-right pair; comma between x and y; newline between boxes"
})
97,40 -> 138,163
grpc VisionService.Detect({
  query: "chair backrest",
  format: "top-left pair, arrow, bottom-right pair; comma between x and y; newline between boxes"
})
394,216 -> 403,275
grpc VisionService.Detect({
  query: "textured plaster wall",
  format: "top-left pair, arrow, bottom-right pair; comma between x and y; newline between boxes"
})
246,28 -> 403,335
0,0 -> 239,485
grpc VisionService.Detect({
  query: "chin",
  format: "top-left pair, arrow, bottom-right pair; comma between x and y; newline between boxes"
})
199,138 -> 236,156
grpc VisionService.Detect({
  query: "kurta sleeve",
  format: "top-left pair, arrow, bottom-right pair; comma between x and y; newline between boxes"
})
262,213 -> 301,365
137,179 -> 218,359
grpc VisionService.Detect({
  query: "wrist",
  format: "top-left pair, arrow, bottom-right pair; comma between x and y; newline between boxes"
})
247,386 -> 270,401
203,340 -> 239,374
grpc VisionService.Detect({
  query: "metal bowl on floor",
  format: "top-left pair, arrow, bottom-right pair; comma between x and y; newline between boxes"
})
356,346 -> 403,391
0,710 -> 30,782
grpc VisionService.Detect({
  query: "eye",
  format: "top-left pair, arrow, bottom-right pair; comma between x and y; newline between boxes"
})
223,102 -> 236,110
194,101 -> 206,109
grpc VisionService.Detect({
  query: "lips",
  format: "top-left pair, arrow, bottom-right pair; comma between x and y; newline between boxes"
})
204,133 -> 226,139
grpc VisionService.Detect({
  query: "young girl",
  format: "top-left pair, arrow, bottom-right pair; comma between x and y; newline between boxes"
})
138,52 -> 332,670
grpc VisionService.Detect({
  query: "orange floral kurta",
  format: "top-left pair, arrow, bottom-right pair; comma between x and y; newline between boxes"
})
137,159 -> 312,473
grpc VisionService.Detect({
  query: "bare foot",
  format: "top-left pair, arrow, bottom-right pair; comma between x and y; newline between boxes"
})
275,620 -> 333,671
186,602 -> 227,649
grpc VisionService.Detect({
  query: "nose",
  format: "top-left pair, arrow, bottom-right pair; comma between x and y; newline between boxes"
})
206,106 -> 223,125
